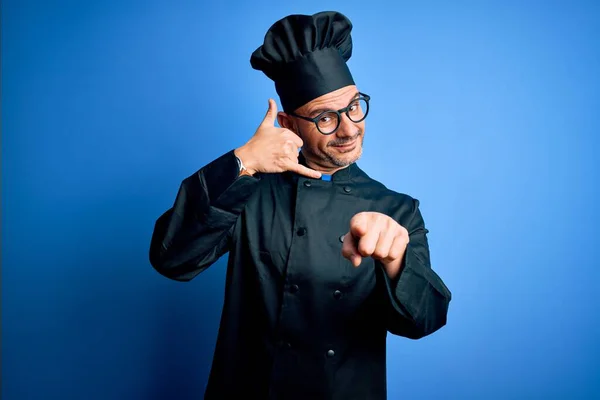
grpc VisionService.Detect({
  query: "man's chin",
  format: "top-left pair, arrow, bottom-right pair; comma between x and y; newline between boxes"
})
326,145 -> 362,167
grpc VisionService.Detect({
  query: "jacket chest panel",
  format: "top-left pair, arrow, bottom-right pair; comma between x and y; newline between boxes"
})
246,178 -> 379,305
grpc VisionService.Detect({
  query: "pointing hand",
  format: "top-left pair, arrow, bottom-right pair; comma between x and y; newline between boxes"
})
341,212 -> 410,279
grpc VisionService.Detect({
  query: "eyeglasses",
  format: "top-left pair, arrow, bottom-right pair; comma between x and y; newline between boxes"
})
289,93 -> 370,135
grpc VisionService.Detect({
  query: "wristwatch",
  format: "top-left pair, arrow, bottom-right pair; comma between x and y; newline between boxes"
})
235,155 -> 251,176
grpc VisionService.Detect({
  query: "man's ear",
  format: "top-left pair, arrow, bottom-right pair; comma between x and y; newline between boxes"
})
277,112 -> 295,131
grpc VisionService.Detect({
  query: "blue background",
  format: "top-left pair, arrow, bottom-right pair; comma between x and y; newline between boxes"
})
3,1 -> 599,399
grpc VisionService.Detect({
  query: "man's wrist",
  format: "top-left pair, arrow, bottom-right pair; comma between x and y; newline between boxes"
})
234,147 -> 256,176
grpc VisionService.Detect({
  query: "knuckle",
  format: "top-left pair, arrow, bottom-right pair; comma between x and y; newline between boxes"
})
275,158 -> 286,169
358,243 -> 371,256
388,246 -> 402,259
373,249 -> 387,259
394,248 -> 404,259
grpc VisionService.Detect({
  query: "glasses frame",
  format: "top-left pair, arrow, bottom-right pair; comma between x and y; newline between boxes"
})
289,92 -> 371,135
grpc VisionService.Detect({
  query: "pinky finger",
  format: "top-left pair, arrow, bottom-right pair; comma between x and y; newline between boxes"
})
385,235 -> 409,264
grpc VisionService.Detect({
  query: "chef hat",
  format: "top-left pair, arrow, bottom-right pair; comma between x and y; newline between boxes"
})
250,11 -> 355,113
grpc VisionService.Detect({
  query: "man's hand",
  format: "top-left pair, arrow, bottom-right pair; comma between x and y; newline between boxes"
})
234,99 -> 321,179
341,212 -> 410,279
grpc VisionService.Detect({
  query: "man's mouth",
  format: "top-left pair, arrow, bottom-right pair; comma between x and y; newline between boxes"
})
331,139 -> 357,150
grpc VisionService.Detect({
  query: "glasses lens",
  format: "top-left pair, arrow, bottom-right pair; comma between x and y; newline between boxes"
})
316,111 -> 340,134
347,98 -> 369,122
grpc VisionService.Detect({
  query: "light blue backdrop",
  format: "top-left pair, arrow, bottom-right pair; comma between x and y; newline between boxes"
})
3,1 -> 599,399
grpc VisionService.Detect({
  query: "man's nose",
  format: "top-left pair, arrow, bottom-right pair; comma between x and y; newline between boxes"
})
335,113 -> 357,137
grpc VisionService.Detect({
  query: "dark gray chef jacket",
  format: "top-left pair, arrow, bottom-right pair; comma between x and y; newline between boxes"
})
149,149 -> 452,399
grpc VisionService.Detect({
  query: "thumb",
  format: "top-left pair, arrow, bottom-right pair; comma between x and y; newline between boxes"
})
260,98 -> 277,127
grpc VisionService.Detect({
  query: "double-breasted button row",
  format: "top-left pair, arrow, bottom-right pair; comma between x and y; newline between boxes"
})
278,340 -> 333,358
286,284 -> 342,299
302,180 -> 351,193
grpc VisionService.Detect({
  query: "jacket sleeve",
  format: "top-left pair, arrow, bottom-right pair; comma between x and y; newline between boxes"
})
149,149 -> 261,282
379,198 -> 452,339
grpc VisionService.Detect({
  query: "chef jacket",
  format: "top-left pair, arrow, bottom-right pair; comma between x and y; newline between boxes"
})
149,149 -> 452,399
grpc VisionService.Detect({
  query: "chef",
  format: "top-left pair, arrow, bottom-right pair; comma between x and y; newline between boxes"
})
149,10 -> 452,400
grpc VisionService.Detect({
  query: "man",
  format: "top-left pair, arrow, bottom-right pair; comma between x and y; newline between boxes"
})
149,11 -> 451,400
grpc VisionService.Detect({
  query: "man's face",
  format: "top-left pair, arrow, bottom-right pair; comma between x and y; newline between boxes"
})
281,85 -> 366,169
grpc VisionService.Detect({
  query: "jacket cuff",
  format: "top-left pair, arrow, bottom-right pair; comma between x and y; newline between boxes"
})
380,244 -> 441,322
186,149 -> 261,216
202,149 -> 246,201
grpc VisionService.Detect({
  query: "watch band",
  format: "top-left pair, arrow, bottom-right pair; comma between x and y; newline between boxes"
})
235,155 -> 251,176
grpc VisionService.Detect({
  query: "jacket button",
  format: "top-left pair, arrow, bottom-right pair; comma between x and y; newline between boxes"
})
297,228 -> 306,236
326,349 -> 335,357
290,284 -> 299,293
343,186 -> 352,193
304,180 -> 312,187
333,290 -> 342,299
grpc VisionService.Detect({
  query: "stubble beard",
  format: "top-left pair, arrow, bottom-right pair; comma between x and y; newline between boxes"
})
323,133 -> 364,167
